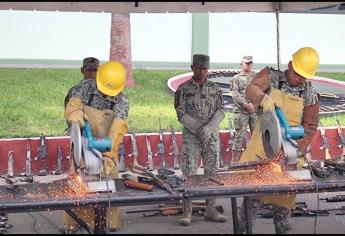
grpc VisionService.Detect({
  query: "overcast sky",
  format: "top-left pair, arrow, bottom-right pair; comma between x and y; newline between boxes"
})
0,10 -> 344,64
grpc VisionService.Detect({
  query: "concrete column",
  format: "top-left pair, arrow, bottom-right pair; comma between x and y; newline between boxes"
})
109,13 -> 134,87
191,13 -> 209,61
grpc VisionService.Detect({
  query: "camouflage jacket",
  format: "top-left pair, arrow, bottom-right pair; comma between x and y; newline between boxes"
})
68,79 -> 129,119
174,78 -> 224,132
231,71 -> 256,113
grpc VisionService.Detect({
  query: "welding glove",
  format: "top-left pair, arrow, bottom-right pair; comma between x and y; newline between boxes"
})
102,119 -> 128,179
64,97 -> 88,128
197,110 -> 225,147
260,94 -> 276,113
178,113 -> 203,134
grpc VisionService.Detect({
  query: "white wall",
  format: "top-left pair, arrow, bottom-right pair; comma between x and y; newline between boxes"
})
0,10 -> 111,60
130,13 -> 192,62
209,12 -> 277,64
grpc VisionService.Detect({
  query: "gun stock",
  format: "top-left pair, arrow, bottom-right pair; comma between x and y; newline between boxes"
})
123,179 -> 153,192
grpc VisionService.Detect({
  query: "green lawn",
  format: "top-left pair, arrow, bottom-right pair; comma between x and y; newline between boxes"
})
0,68 -> 344,138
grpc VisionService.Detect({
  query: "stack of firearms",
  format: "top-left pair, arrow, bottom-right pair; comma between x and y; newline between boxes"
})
126,201 -> 224,217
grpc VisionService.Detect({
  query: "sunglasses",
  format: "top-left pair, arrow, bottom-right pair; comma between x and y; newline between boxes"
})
244,61 -> 253,65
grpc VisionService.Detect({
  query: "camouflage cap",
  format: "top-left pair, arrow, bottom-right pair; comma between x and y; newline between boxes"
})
241,56 -> 253,63
193,54 -> 210,69
82,57 -> 100,70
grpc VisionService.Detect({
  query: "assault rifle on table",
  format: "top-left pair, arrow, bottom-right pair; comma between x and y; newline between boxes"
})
155,119 -> 167,170
302,160 -> 330,178
320,195 -> 345,202
54,145 -> 63,175
118,143 -> 126,172
132,163 -> 174,194
145,136 -> 154,171
243,126 -> 250,151
25,139 -> 31,177
319,121 -> 331,160
128,131 -> 139,166
168,128 -> 180,170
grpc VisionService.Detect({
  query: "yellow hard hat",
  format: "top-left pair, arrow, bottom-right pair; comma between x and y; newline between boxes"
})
292,47 -> 319,80
96,61 -> 126,96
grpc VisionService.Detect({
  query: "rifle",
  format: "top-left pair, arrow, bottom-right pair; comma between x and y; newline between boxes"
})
335,118 -> 345,156
7,150 -> 14,178
155,119 -> 166,170
132,163 -> 175,194
168,128 -> 180,170
123,179 -> 154,192
319,121 -> 331,160
303,160 -> 330,178
35,134 -> 47,176
126,205 -> 224,217
54,145 -> 62,175
25,139 -> 31,177
145,136 -> 154,171
118,143 -> 126,172
320,195 -> 345,202
226,117 -> 235,152
217,133 -> 224,168
128,131 -> 139,166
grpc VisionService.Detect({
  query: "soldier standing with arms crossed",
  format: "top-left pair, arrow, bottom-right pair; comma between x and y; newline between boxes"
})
230,56 -> 257,164
174,54 -> 228,226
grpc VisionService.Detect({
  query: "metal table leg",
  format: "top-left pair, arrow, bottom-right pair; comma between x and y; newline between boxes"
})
243,196 -> 252,234
231,197 -> 239,234
94,206 -> 107,234
65,209 -> 92,234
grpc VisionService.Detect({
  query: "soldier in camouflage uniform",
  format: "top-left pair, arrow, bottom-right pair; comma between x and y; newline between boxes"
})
174,54 -> 228,226
237,47 -> 320,234
64,57 -> 100,107
230,56 -> 257,164
62,61 -> 129,233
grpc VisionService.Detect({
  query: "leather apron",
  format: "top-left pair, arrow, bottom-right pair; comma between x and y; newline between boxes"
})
239,88 -> 304,209
64,105 -> 121,230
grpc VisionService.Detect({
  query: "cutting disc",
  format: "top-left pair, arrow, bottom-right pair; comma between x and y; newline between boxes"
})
70,123 -> 82,168
260,110 -> 282,160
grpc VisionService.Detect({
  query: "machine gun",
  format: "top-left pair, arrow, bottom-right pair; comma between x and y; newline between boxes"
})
128,131 -> 139,166
53,145 -> 63,175
155,119 -> 166,170
303,160 -> 330,178
7,150 -> 14,178
132,163 -> 175,194
118,143 -> 126,172
335,118 -> 345,156
145,136 -> 154,171
35,134 -> 48,176
25,139 -> 31,177
319,121 -> 331,160
168,128 -> 180,170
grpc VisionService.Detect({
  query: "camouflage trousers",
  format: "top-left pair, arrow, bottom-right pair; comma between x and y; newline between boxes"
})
233,112 -> 257,152
238,198 -> 292,234
181,131 -> 219,215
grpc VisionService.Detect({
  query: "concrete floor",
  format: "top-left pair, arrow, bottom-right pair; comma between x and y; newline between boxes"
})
4,191 -> 345,234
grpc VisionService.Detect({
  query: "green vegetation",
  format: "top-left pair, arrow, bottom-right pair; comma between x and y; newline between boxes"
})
316,72 -> 345,82
0,68 -> 344,138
